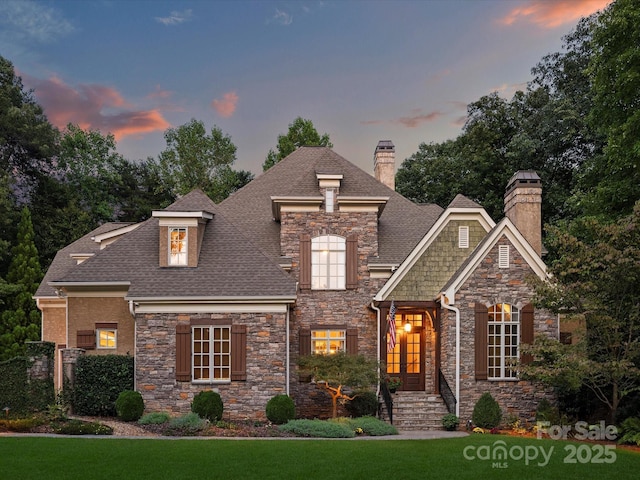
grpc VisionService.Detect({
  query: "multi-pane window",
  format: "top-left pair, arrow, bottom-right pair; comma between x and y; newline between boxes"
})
97,328 -> 117,349
169,228 -> 188,265
311,329 -> 346,354
192,326 -> 231,382
488,303 -> 519,379
311,235 -> 346,290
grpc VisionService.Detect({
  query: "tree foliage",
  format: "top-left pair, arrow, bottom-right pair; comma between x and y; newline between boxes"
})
262,117 -> 332,171
298,352 -> 379,418
157,119 -> 253,203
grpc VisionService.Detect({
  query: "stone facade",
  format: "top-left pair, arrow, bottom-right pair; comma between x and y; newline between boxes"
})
440,237 -> 557,423
135,311 -> 287,420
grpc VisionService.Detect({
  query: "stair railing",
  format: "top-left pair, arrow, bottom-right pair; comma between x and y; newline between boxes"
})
379,381 -> 394,424
438,369 -> 457,414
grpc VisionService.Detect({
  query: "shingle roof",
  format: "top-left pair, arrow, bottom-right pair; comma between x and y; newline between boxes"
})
218,147 -> 443,265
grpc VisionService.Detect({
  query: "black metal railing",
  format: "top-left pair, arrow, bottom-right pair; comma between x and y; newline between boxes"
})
439,369 -> 457,414
379,381 -> 394,424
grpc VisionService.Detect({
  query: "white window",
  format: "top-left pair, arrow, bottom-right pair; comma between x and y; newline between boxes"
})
312,329 -> 346,354
169,227 -> 188,266
312,235 -> 346,290
97,328 -> 117,349
488,303 -> 519,380
459,226 -> 469,249
192,326 -> 231,382
325,189 -> 335,213
499,245 -> 510,268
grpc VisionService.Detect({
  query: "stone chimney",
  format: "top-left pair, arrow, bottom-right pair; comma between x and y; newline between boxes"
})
374,140 -> 395,190
504,171 -> 542,256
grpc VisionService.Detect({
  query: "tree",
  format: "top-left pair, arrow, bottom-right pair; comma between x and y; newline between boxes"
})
579,0 -> 640,218
262,117 -> 332,171
0,207 -> 43,360
157,119 -> 252,202
523,204 -> 640,422
298,352 -> 379,418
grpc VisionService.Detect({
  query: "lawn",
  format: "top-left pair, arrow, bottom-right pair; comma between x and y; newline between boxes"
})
1,435 -> 638,479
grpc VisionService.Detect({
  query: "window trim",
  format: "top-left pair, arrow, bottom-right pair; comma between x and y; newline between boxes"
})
311,235 -> 346,290
487,303 -> 520,380
311,328 -> 346,354
192,325 -> 232,384
96,328 -> 117,349
169,227 -> 188,266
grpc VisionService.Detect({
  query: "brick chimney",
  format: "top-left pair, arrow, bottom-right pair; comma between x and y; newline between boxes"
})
374,140 -> 395,190
504,171 -> 542,256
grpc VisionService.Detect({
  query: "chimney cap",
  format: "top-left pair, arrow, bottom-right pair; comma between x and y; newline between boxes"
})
506,170 -> 541,193
375,140 -> 395,153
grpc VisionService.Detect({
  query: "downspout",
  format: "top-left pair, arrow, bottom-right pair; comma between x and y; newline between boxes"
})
371,301 -> 381,396
286,305 -> 290,396
440,294 -> 460,417
129,300 -> 137,392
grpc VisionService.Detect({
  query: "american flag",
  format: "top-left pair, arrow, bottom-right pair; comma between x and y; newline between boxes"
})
387,300 -> 396,352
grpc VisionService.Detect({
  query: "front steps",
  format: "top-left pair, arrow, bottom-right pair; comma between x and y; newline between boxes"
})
380,391 -> 451,430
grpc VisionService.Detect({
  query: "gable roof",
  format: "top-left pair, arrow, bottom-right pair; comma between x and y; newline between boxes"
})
44,190 -> 297,301
218,147 -> 443,265
441,216 -> 548,303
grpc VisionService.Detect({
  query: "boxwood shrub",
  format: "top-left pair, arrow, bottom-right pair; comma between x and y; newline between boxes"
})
115,390 -> 144,422
472,392 -> 502,429
191,390 -> 223,422
265,394 -> 295,424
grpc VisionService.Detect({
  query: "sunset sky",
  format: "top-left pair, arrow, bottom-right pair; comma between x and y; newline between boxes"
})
1,0 -> 611,175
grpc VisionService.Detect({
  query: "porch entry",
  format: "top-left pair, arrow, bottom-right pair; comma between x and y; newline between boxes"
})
386,313 -> 425,391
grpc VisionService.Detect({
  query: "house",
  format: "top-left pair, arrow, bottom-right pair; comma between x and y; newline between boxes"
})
35,142 -> 557,428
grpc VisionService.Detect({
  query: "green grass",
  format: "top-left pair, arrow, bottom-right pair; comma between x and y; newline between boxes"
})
1,435 -> 638,479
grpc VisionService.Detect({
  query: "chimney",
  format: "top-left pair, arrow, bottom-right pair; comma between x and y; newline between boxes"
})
374,140 -> 395,190
504,171 -> 542,256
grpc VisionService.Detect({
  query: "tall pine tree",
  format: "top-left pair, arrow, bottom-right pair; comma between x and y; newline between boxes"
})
0,207 -> 43,360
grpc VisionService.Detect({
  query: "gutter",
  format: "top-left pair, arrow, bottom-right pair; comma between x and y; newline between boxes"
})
440,294 -> 460,417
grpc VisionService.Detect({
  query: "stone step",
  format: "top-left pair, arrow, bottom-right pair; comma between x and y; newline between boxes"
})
379,392 -> 452,431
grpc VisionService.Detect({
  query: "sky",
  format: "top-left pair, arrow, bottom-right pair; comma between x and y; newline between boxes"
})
1,0 -> 612,176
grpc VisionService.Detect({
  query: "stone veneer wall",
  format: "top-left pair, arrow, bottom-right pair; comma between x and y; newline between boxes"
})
279,210 -> 386,418
135,311 -> 287,420
440,237 -> 557,423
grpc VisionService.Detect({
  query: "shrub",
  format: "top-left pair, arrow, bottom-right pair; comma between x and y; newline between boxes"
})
53,419 -> 113,435
191,390 -> 223,422
619,417 -> 640,446
0,417 -> 42,433
265,394 -> 295,424
342,416 -> 398,436
345,391 -> 378,418
472,392 -> 502,429
115,390 -> 144,422
442,413 -> 459,431
165,412 -> 207,436
278,419 -> 355,438
138,412 -> 171,425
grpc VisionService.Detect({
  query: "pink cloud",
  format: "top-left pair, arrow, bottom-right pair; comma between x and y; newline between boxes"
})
393,109 -> 443,128
499,0 -> 612,29
22,73 -> 170,140
211,91 -> 238,118
147,85 -> 172,100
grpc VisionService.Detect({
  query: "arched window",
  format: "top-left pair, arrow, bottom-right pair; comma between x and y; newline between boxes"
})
487,303 -> 519,379
311,235 -> 346,290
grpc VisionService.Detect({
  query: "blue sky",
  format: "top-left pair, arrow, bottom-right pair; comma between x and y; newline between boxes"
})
1,0 -> 611,175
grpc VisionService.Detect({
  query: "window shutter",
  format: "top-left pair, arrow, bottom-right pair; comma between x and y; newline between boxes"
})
299,234 -> 311,290
520,303 -> 534,365
346,328 -> 358,354
231,324 -> 247,381
77,330 -> 95,350
474,302 -> 488,380
346,235 -> 358,289
175,324 -> 191,382
299,328 -> 311,356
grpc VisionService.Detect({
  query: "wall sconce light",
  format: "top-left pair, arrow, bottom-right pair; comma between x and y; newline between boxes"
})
404,321 -> 412,333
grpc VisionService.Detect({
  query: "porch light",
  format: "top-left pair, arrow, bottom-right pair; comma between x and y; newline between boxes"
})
404,321 -> 412,333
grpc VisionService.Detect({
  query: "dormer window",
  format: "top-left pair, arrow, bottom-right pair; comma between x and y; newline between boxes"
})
326,188 -> 335,213
169,228 -> 188,265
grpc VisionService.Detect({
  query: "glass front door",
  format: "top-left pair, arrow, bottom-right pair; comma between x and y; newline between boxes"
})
386,313 -> 425,391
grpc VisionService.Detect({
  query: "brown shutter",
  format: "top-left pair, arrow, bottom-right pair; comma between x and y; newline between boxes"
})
231,325 -> 247,381
77,330 -> 95,350
346,234 -> 358,289
474,302 -> 488,380
175,324 -> 191,382
299,328 -> 311,356
520,303 -> 535,365
346,328 -> 358,354
299,234 -> 311,290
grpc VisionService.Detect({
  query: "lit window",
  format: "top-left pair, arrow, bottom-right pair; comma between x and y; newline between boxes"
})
488,303 -> 519,380
192,326 -> 230,382
312,329 -> 346,354
459,226 -> 469,249
312,235 -> 345,289
169,228 -> 188,266
499,245 -> 510,268
97,329 -> 117,349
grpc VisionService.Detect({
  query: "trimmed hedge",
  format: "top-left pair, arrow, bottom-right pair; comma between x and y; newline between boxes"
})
70,355 -> 134,416
191,391 -> 223,422
265,395 -> 295,424
115,390 -> 144,422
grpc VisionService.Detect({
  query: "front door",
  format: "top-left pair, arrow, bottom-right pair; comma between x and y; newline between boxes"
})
386,313 -> 425,391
